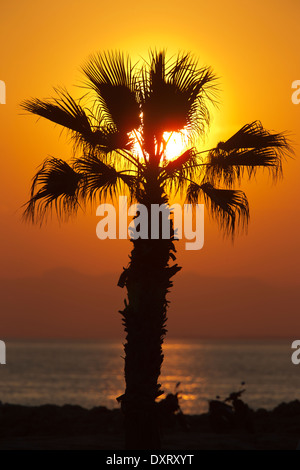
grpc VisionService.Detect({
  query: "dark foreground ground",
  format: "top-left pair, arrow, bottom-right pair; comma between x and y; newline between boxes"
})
0,400 -> 299,450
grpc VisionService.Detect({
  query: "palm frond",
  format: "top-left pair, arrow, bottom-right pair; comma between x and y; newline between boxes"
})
22,88 -> 133,153
21,89 -> 94,140
75,154 -> 137,203
169,52 -> 218,132
205,121 -> 292,187
139,50 -> 217,143
217,121 -> 289,153
205,146 -> 284,187
82,51 -> 140,133
23,157 -> 81,223
187,181 -> 249,236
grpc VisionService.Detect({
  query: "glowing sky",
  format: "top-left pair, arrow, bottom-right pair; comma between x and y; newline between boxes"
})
0,0 -> 299,338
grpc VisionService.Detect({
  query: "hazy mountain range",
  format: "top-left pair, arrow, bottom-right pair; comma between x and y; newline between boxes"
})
1,268 -> 298,338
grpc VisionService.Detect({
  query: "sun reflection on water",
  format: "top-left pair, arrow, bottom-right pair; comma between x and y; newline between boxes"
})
1,340 -> 299,415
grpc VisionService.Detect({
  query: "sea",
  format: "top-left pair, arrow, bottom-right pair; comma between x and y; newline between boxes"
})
0,339 -> 299,415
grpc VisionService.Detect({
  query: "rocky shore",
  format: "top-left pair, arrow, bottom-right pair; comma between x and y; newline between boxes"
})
0,400 -> 299,450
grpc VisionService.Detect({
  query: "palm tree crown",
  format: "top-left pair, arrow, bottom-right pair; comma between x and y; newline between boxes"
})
22,50 -> 290,235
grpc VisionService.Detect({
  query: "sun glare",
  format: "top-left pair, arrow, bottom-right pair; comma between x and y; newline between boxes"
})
130,128 -> 190,162
162,130 -> 190,161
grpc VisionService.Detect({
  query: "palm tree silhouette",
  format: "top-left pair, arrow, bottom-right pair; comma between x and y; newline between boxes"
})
22,50 -> 290,449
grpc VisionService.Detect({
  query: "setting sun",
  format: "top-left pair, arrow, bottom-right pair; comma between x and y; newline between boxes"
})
162,130 -> 190,161
130,128 -> 190,162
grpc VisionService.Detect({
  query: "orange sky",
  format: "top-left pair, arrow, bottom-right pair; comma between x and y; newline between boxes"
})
0,0 -> 299,338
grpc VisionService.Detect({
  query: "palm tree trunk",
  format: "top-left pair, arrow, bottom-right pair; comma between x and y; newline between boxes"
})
118,188 -> 181,449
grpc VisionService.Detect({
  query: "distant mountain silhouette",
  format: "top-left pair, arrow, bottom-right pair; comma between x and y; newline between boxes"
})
0,268 -> 299,338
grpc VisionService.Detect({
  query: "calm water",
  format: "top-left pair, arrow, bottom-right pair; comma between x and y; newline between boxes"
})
0,339 -> 299,414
